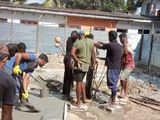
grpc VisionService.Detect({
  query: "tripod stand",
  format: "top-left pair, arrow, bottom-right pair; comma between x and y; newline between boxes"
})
92,65 -> 106,100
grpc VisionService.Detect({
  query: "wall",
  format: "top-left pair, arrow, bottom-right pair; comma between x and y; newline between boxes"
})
116,21 -> 152,32
141,0 -> 160,15
67,16 -> 116,31
151,34 -> 160,67
0,10 -> 66,24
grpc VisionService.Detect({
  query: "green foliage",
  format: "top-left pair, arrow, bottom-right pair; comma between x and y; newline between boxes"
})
127,0 -> 137,13
41,0 -> 138,13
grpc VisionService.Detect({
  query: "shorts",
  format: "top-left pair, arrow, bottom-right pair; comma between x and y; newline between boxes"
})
107,68 -> 121,89
120,68 -> 133,80
73,70 -> 86,82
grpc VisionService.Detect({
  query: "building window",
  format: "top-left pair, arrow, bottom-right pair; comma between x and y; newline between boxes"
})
138,29 -> 150,34
94,26 -> 105,31
146,3 -> 151,14
155,30 -> 160,34
68,25 -> 80,29
117,29 -> 128,33
59,24 -> 65,27
0,18 -> 7,22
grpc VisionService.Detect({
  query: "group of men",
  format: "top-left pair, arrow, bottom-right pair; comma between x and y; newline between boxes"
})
62,30 -> 135,108
0,30 -> 135,119
0,42 -> 48,120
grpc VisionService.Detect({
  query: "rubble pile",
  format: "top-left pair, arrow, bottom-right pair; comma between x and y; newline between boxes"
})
128,79 -> 158,97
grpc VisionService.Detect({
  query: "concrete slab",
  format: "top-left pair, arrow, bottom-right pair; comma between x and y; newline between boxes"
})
99,104 -> 123,113
13,89 -> 66,120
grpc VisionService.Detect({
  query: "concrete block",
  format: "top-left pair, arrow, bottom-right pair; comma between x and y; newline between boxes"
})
99,104 -> 123,113
105,105 -> 123,113
40,87 -> 49,98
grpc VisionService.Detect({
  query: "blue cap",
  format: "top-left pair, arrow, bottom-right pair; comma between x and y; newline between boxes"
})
78,30 -> 85,35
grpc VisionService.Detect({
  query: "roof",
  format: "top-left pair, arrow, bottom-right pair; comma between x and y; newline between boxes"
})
0,1 -> 159,22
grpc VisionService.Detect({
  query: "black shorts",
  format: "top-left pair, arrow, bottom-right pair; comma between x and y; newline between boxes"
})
73,70 -> 86,82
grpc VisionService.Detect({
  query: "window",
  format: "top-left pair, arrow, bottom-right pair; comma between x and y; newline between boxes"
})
94,26 -> 105,31
138,29 -> 150,34
68,25 -> 80,29
59,24 -> 65,27
0,18 -> 7,22
146,3 -> 151,14
117,29 -> 128,33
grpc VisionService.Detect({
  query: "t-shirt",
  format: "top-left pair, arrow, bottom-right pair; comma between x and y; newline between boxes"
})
122,44 -> 135,69
5,52 -> 37,75
0,68 -> 16,105
64,37 -> 75,67
101,41 -> 122,69
73,39 -> 94,72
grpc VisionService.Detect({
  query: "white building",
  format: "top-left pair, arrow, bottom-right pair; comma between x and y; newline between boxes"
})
138,0 -> 160,16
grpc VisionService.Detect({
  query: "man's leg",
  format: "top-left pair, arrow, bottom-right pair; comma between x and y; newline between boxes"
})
62,66 -> 68,95
2,104 -> 13,120
82,81 -> 87,102
76,81 -> 82,106
85,67 -> 93,99
124,80 -> 129,98
21,73 -> 30,101
120,80 -> 125,98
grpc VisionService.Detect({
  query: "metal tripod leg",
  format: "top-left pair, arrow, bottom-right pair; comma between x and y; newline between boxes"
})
93,66 -> 106,99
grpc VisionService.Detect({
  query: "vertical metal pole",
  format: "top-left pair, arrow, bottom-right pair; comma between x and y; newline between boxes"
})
36,14 -> 43,53
9,18 -> 13,43
9,12 -> 15,43
148,23 -> 154,66
138,26 -> 144,62
64,16 -> 68,53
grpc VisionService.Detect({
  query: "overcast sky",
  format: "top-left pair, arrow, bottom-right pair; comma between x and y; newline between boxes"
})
26,0 -> 46,4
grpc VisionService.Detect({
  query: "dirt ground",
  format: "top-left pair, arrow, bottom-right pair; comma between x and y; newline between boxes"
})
37,54 -> 160,120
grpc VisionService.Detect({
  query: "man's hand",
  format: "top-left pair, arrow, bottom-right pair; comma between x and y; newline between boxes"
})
77,61 -> 83,71
13,65 -> 22,75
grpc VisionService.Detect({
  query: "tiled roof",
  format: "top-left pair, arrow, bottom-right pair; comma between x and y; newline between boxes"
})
0,2 -> 159,22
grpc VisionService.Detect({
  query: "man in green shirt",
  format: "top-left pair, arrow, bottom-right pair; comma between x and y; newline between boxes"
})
71,31 -> 94,107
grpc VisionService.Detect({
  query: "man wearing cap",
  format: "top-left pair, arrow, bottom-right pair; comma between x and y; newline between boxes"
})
0,43 -> 16,120
71,31 -> 94,106
62,30 -> 78,100
12,51 -> 48,104
84,32 -> 96,101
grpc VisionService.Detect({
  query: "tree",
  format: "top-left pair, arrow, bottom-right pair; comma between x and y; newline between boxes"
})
41,0 -> 138,13
127,0 -> 137,13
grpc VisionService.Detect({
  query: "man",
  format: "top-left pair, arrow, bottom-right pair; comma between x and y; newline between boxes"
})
17,42 -> 26,53
84,32 -> 96,100
71,31 -> 94,106
12,52 -> 48,102
0,44 -> 16,120
119,33 -> 135,99
95,31 -> 122,107
62,30 -> 78,100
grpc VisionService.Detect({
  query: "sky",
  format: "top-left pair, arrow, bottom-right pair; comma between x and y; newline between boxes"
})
26,0 -> 46,4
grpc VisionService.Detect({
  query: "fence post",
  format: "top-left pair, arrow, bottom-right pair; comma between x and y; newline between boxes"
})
148,23 -> 155,66
8,12 -> 16,43
36,14 -> 43,53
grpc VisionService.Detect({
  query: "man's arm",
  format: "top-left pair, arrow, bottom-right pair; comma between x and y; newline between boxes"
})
71,47 -> 79,63
91,45 -> 96,69
14,53 -> 30,65
94,41 -> 107,50
13,52 -> 30,75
